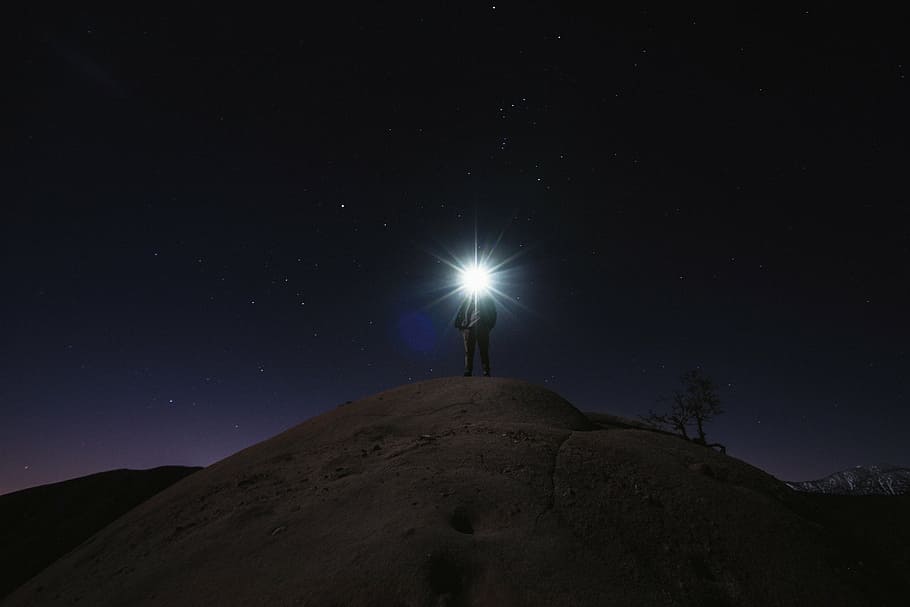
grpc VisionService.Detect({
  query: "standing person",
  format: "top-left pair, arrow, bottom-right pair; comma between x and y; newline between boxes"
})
454,292 -> 496,376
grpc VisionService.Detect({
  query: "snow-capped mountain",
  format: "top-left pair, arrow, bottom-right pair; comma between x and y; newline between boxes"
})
786,464 -> 910,496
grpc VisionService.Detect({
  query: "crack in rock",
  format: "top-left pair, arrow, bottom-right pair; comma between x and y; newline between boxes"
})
534,432 -> 572,529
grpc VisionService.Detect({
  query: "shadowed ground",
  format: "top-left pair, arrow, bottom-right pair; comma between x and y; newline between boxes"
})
0,466 -> 200,600
2,378 -> 907,606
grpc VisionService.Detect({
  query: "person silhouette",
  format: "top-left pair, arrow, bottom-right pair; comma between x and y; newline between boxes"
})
454,291 -> 497,376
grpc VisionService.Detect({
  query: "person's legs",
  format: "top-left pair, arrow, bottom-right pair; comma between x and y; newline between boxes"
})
462,328 -> 476,376
477,326 -> 491,376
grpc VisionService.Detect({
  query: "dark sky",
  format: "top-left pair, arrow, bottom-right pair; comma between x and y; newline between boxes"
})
3,6 -> 909,494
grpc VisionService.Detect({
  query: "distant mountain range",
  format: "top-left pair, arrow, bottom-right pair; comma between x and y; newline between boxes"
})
786,464 -> 910,496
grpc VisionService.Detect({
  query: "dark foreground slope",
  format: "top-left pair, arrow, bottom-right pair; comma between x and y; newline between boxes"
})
0,466 -> 200,600
3,378 -> 907,606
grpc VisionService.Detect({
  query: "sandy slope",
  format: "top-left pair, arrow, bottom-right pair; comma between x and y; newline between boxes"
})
3,377 -> 906,606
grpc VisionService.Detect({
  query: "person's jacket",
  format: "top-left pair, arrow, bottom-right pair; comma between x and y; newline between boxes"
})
454,294 -> 497,330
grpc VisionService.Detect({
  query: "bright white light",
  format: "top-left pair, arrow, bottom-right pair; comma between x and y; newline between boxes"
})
460,265 -> 491,294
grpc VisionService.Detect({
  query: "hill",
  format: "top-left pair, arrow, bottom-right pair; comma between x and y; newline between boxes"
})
0,466 -> 200,600
2,378 -> 907,606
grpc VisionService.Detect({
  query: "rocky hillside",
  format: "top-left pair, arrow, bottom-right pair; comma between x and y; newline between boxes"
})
3,378 -> 907,606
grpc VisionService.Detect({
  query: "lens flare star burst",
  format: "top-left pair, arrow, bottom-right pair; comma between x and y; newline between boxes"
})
418,236 -> 538,329
460,265 -> 492,294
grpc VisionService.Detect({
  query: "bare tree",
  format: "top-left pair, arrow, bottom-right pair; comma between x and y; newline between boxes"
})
643,369 -> 726,453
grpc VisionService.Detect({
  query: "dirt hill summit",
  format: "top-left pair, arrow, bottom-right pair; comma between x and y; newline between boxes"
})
4,377 -> 906,606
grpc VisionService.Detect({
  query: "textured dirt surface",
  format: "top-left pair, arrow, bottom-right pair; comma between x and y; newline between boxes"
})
3,377 -> 906,606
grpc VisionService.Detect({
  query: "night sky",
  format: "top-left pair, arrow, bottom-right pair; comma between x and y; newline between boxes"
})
4,6 -> 909,495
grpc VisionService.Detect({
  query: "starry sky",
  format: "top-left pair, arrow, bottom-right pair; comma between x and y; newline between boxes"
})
3,6 -> 909,495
